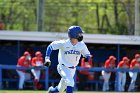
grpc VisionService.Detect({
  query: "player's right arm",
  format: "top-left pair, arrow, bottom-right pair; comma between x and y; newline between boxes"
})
104,60 -> 112,73
104,60 -> 110,68
45,40 -> 64,66
44,44 -> 52,66
17,57 -> 26,72
130,59 -> 136,69
17,57 -> 24,66
117,61 -> 123,68
31,57 -> 36,67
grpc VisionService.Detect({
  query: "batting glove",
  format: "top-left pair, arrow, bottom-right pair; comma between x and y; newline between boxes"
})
44,57 -> 51,67
84,55 -> 92,62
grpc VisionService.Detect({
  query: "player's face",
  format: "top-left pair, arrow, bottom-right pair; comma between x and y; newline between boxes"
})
36,55 -> 41,59
110,60 -> 115,66
124,60 -> 128,63
70,38 -> 78,45
136,58 -> 140,62
25,55 -> 31,61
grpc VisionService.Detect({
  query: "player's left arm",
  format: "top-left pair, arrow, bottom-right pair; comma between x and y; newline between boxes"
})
117,62 -> 121,68
81,43 -> 91,62
31,58 -> 36,67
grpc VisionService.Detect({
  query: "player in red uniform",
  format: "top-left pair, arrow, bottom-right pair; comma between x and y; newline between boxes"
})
102,56 -> 116,91
16,51 -> 31,90
128,54 -> 140,91
31,51 -> 44,89
117,57 -> 130,92
79,55 -> 93,90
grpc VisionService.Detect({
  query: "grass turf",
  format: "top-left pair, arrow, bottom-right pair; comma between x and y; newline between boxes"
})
0,90 -> 140,93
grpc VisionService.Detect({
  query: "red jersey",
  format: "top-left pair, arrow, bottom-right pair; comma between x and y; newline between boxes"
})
130,59 -> 140,69
80,57 -> 94,80
118,61 -> 129,68
31,57 -> 44,67
17,56 -> 31,72
104,59 -> 116,68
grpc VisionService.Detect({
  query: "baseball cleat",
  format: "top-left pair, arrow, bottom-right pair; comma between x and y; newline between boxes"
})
47,86 -> 54,93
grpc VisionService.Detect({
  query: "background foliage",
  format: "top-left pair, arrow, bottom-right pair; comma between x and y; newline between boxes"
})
0,0 -> 136,35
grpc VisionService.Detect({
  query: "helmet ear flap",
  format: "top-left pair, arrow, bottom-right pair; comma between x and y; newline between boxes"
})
77,34 -> 83,41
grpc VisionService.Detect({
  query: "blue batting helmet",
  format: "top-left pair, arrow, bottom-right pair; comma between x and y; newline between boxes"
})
68,26 -> 83,41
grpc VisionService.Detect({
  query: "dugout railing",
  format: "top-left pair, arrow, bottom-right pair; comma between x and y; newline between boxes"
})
0,65 -> 49,90
0,65 -> 140,92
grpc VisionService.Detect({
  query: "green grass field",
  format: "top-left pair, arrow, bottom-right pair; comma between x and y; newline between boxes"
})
0,90 -> 140,93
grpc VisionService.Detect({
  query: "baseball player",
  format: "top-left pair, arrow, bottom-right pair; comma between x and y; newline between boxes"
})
102,56 -> 116,91
31,51 -> 44,89
16,51 -> 31,90
44,26 -> 91,93
128,54 -> 140,92
117,57 -> 130,92
79,55 -> 93,90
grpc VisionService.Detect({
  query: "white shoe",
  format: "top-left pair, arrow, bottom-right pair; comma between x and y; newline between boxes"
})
47,86 -> 54,93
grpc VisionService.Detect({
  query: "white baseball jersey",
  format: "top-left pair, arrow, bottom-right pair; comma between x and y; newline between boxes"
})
50,39 -> 90,67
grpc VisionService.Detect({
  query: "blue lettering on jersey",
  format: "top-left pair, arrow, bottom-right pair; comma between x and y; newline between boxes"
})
64,50 -> 80,55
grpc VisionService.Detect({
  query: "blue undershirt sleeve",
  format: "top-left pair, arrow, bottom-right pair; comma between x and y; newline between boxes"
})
46,44 -> 53,59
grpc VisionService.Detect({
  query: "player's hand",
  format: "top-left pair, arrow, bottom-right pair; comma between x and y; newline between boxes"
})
44,57 -> 51,67
84,55 -> 92,62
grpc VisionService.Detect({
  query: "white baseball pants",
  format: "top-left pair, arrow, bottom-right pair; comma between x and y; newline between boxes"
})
118,72 -> 126,91
16,70 -> 31,89
57,64 -> 76,92
102,71 -> 111,91
128,72 -> 137,91
31,69 -> 41,80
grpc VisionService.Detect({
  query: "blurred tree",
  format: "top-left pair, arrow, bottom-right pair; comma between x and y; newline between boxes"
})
0,20 -> 5,30
0,0 -> 137,35
0,0 -> 37,31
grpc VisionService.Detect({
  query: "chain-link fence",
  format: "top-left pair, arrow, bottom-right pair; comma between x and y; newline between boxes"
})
0,0 -> 137,35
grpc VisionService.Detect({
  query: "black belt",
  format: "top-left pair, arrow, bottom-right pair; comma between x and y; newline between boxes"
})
62,64 -> 75,69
